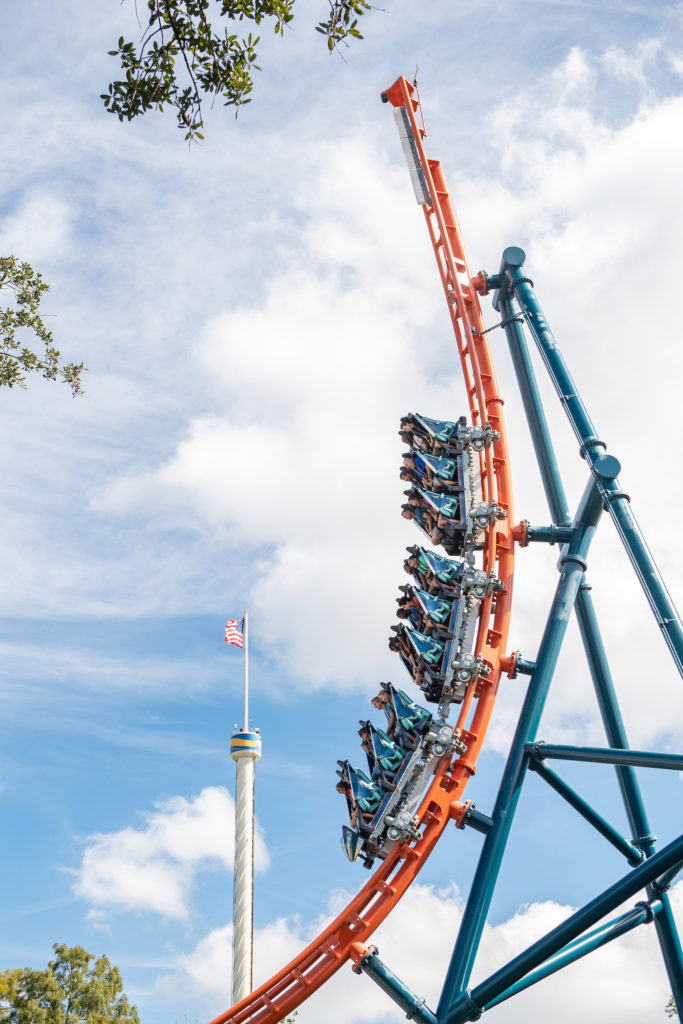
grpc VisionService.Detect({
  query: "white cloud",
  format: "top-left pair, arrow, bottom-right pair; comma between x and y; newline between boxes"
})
0,638 -> 222,696
452,46 -> 683,753
72,787 -> 269,919
0,29 -> 679,731
93,130 -> 460,691
551,46 -> 595,99
89,49 -> 683,752
0,192 -> 72,262
163,880 -> 683,1024
602,38 -> 663,94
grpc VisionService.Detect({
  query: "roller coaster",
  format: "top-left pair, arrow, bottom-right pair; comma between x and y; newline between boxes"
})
208,76 -> 683,1024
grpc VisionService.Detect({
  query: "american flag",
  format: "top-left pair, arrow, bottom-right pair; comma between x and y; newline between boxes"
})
225,617 -> 245,648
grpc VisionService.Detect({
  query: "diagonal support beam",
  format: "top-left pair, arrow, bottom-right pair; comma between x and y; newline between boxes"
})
446,833 -> 683,1023
352,946 -> 437,1024
496,262 -> 683,1012
498,284 -> 658,854
437,473 -> 604,1015
528,758 -> 644,865
485,899 -> 662,1010
497,247 -> 683,674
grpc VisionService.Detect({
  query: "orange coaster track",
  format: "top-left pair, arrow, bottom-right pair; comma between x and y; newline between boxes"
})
207,76 -> 515,1024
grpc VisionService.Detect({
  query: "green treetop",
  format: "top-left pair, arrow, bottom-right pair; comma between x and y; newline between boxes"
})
102,0 -> 372,142
0,257 -> 84,396
0,943 -> 139,1024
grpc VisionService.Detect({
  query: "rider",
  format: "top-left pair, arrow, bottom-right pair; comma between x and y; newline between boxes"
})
372,685 -> 422,751
359,723 -> 404,791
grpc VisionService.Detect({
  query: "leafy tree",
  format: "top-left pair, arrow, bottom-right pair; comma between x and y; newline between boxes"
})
0,942 -> 139,1024
0,257 -> 84,396
102,0 -> 371,141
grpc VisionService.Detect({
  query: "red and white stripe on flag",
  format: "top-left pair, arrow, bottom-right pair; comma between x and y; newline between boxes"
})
225,617 -> 245,648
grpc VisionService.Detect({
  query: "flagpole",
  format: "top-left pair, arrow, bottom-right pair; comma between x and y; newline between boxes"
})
243,607 -> 248,730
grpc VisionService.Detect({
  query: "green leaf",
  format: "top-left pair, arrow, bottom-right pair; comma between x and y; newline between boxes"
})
102,0 -> 368,141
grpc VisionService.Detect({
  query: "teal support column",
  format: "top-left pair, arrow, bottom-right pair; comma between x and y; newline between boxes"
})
499,273 -> 658,853
498,247 -> 683,675
492,246 -> 683,1012
437,473 -> 604,1016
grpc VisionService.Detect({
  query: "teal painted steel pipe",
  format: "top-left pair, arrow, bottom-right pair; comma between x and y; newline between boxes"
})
353,947 -> 437,1024
498,293 -> 571,526
514,656 -> 536,676
437,479 -> 604,1016
462,805 -> 494,835
530,743 -> 683,771
573,583 -> 657,853
499,276 -> 658,857
485,901 -> 662,1010
495,246 -> 683,1012
575,585 -> 683,1012
656,863 -> 683,894
524,524 -> 576,545
499,248 -> 683,675
528,759 -> 644,864
447,833 -> 683,1023
653,895 -> 683,1014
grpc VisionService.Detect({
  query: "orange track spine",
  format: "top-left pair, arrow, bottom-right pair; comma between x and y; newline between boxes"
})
207,75 -> 515,1024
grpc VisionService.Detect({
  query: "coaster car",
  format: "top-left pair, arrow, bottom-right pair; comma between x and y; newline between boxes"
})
373,682 -> 432,750
399,413 -> 465,457
358,720 -> 410,791
389,623 -> 448,703
404,546 -> 504,608
401,503 -> 442,548
403,546 -> 465,596
390,620 -> 480,706
396,584 -> 461,641
400,449 -> 465,494
402,486 -> 468,556
337,711 -> 466,867
337,757 -> 414,868
336,761 -> 387,838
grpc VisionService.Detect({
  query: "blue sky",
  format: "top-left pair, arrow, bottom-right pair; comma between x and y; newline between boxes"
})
1,1 -> 682,1022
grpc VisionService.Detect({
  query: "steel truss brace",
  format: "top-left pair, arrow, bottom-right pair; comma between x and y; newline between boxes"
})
435,248 -> 683,1020
353,249 -> 683,1024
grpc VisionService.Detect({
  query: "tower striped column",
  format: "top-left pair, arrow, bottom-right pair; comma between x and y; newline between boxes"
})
230,728 -> 262,1005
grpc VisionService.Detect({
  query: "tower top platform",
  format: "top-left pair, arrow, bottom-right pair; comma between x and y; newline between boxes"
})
230,729 -> 262,761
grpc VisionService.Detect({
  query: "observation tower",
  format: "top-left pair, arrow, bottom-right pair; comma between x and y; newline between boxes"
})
226,609 -> 262,1006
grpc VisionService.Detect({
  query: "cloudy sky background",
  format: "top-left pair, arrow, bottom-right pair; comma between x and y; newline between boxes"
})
1,1 -> 682,1022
